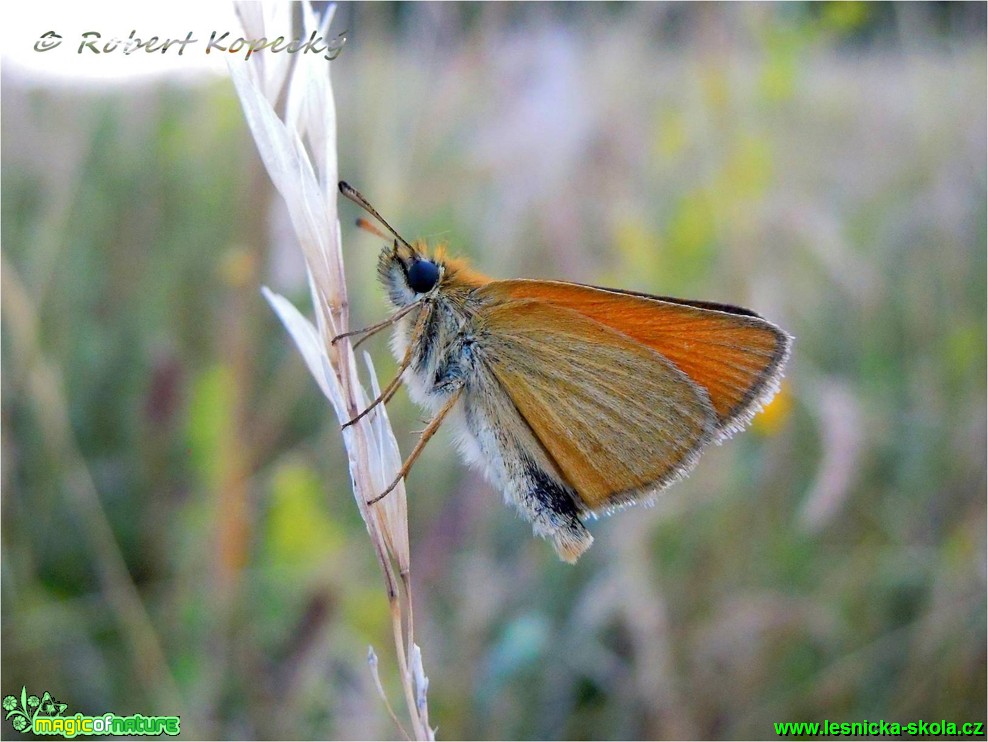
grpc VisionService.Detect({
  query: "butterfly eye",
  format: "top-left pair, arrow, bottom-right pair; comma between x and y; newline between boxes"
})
407,259 -> 440,294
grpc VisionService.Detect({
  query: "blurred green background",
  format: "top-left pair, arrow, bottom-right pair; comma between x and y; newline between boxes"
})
2,2 -> 985,739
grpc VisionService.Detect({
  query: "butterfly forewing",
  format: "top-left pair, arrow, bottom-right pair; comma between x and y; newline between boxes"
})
487,280 -> 790,438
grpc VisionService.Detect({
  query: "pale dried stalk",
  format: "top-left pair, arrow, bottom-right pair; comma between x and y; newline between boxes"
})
229,3 -> 433,739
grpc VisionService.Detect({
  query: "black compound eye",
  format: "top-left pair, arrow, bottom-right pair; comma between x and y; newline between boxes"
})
407,259 -> 440,294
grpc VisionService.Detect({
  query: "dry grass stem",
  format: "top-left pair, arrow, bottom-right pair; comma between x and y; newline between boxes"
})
229,2 -> 434,738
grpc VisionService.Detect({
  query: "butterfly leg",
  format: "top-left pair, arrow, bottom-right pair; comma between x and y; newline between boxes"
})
341,361 -> 406,429
331,300 -> 421,346
367,386 -> 464,506
341,301 -> 432,429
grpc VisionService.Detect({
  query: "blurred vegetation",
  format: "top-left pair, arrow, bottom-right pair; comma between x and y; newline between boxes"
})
2,3 -> 985,739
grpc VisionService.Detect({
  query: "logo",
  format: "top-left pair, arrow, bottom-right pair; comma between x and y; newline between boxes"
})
3,687 -> 180,738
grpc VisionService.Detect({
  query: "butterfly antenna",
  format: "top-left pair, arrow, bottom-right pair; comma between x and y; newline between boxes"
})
339,181 -> 415,251
355,217 -> 390,241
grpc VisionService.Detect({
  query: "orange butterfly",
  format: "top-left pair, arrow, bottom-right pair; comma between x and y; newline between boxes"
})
337,182 -> 791,562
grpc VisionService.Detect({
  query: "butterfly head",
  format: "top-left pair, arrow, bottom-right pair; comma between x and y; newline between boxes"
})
338,181 -> 489,309
378,239 -> 444,307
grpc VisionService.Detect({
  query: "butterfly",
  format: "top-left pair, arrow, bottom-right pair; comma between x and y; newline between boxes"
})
336,182 -> 791,562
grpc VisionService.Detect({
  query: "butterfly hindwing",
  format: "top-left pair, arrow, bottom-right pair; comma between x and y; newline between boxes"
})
475,296 -> 718,511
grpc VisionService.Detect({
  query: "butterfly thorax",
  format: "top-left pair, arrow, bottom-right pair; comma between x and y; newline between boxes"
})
378,241 -> 491,412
